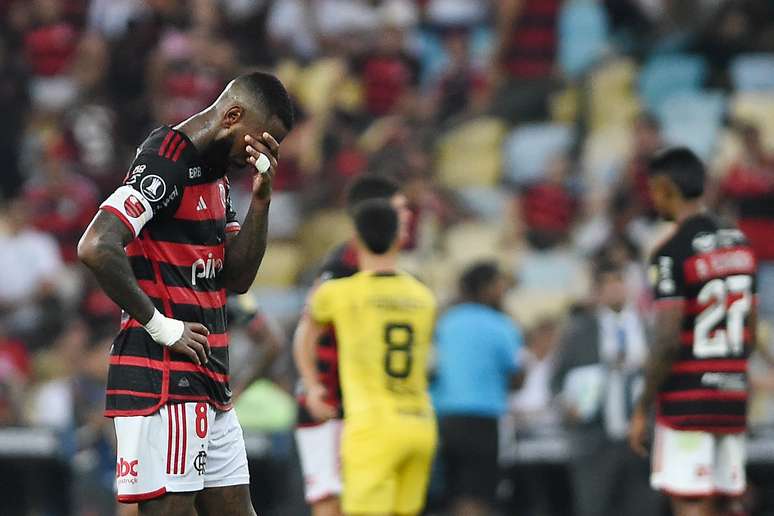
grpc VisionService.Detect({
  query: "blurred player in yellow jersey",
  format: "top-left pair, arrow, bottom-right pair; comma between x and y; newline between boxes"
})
297,198 -> 438,516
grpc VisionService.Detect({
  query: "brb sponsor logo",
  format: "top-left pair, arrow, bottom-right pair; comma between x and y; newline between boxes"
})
116,457 -> 139,484
192,253 -> 223,286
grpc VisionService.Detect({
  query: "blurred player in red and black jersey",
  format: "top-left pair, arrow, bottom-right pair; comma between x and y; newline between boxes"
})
629,147 -> 757,516
79,72 -> 292,516
292,174 -> 410,516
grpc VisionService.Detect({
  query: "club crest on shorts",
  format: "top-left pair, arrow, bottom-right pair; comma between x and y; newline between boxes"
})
140,174 -> 166,202
194,450 -> 207,475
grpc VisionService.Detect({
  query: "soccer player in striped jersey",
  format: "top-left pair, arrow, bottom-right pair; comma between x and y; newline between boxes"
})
629,147 -> 757,516
78,72 -> 293,516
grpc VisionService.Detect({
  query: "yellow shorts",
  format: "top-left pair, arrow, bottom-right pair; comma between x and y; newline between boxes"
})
341,415 -> 437,515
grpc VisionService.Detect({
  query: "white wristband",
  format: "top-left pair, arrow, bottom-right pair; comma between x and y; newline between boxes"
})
143,309 -> 184,347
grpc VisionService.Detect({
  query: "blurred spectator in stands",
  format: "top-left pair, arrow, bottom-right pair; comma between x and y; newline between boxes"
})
227,296 -> 285,399
147,27 -> 237,125
72,331 -> 116,514
492,0 -> 560,122
87,0 -> 145,40
595,236 -> 649,312
520,155 -> 578,250
28,318 -> 89,431
23,134 -> 99,263
22,0 -> 82,111
505,319 -> 571,516
695,1 -> 772,87
552,259 -> 659,516
432,261 -> 522,516
428,28 -> 488,124
510,317 -> 561,430
106,1 -> 172,143
0,198 -> 63,345
355,15 -> 420,118
501,255 -> 574,514
422,0 -> 490,29
0,325 -> 30,426
0,38 -> 29,199
617,112 -> 663,219
603,0 -> 655,52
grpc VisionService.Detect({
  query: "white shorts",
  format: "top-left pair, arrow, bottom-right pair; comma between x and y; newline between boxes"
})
114,402 -> 250,503
295,419 -> 342,503
651,423 -> 746,497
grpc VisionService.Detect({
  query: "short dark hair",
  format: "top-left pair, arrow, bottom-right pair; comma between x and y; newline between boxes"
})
593,257 -> 624,283
353,199 -> 399,254
346,174 -> 400,213
460,261 -> 500,301
234,72 -> 294,131
648,146 -> 705,199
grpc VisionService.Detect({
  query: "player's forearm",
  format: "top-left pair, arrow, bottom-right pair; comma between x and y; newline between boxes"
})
78,228 -> 156,324
293,315 -> 324,391
222,199 -> 270,294
638,311 -> 682,411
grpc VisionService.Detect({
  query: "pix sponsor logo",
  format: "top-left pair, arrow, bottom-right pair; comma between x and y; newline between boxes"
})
191,253 -> 223,285
189,166 -> 202,179
116,457 -> 139,483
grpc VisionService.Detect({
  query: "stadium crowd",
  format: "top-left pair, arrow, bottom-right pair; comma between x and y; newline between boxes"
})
2,0 -> 774,514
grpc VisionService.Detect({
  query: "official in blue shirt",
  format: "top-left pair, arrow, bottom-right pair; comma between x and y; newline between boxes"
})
432,261 -> 522,516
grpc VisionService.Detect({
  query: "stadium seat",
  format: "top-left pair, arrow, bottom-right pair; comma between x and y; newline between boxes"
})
657,91 -> 726,160
502,123 -> 574,185
730,54 -> 774,92
293,58 -> 349,116
436,116 -> 507,188
581,125 -> 632,191
457,187 -> 509,221
444,222 -> 504,267
638,54 -> 707,111
251,242 -> 303,288
588,58 -> 640,130
730,93 -> 774,148
559,0 -> 610,78
297,209 -> 353,268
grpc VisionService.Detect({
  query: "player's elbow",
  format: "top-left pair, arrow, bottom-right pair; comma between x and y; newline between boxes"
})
77,232 -> 110,270
226,280 -> 252,295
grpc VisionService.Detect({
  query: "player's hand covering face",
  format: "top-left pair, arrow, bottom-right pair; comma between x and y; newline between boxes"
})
245,132 -> 280,201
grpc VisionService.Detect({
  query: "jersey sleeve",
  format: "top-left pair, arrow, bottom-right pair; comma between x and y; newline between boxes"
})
309,280 -> 337,324
99,152 -> 187,238
649,246 -> 686,301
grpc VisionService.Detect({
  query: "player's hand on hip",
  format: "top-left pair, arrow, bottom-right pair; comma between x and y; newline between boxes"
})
306,383 -> 337,422
245,133 -> 280,201
628,405 -> 649,458
169,322 -> 211,365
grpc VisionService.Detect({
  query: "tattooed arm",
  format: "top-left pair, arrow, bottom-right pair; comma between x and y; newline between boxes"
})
78,211 -> 210,365
629,301 -> 683,456
78,211 -> 156,323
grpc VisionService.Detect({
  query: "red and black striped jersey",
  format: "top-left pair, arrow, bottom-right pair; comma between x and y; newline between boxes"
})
649,214 -> 757,434
99,126 -> 240,417
296,241 -> 358,426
